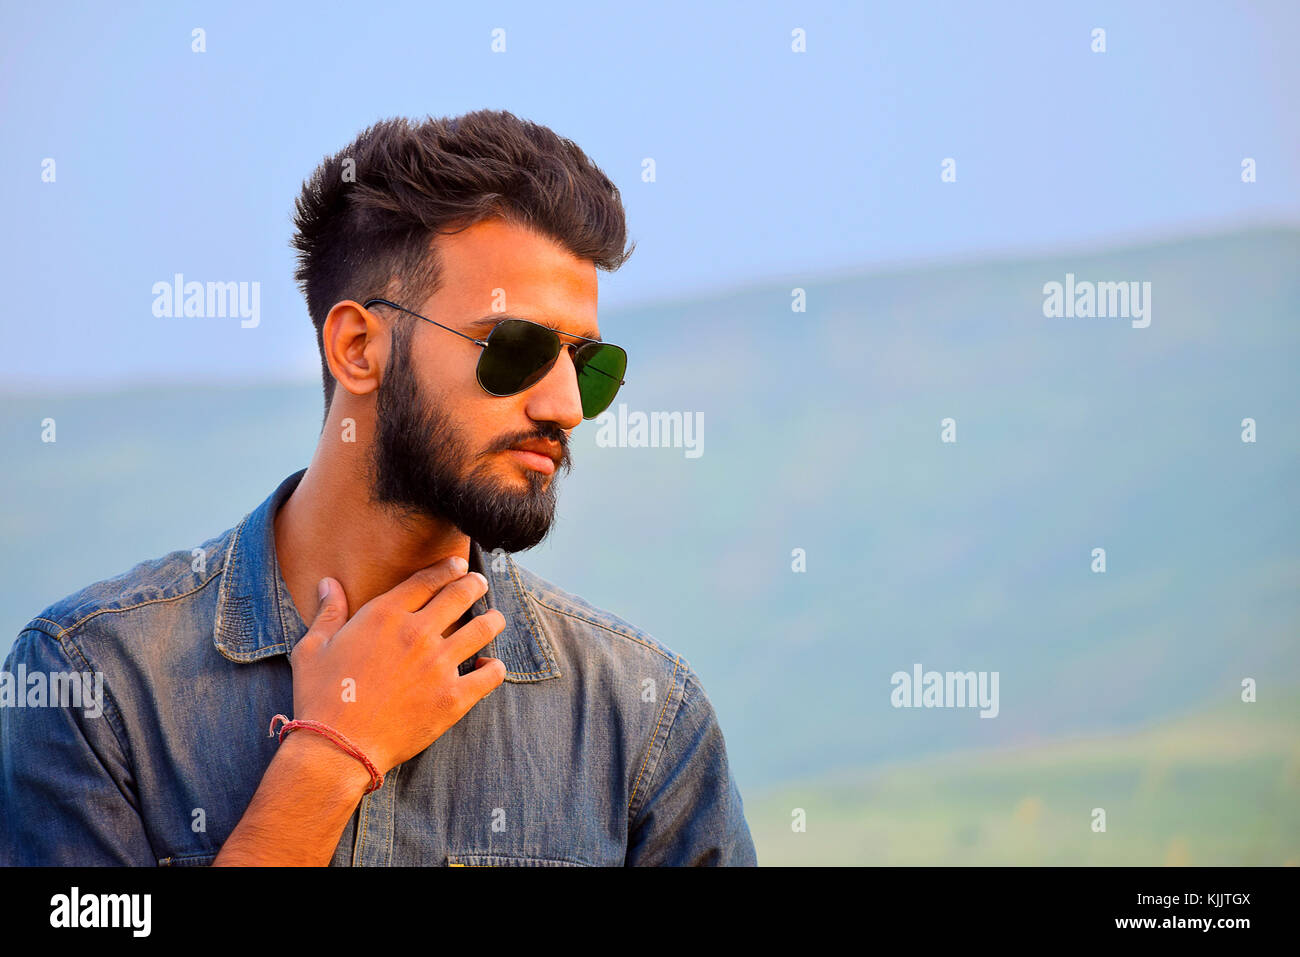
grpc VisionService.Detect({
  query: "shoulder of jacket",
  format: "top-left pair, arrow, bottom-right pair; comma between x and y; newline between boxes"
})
22,525 -> 237,644
508,558 -> 695,676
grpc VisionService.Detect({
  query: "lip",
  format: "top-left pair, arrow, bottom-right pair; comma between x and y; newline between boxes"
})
504,448 -> 556,475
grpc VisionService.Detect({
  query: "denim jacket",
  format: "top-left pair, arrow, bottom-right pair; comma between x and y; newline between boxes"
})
0,470 -> 756,866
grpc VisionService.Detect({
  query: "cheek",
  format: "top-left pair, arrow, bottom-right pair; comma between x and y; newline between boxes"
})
413,342 -> 534,442
415,349 -> 478,412
473,397 -> 534,454
454,393 -> 506,445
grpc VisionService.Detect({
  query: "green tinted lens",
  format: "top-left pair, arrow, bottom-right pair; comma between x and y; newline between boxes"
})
476,319 -> 561,395
575,343 -> 627,419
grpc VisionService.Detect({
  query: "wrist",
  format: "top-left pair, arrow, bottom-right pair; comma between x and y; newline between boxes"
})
276,726 -> 375,798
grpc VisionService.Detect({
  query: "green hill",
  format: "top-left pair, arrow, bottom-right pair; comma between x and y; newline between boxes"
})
746,690 -> 1300,865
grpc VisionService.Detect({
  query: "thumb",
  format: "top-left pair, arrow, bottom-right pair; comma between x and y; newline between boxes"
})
305,577 -> 349,647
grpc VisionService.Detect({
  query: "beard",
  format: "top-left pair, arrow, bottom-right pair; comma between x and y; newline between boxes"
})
366,323 -> 572,553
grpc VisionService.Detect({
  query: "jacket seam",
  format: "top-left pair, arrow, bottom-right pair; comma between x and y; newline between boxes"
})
626,655 -> 685,822
355,791 -> 372,866
23,567 -> 227,783
10,627 -> 153,848
447,852 -> 591,867
501,559 -> 560,676
384,764 -> 399,864
158,851 -> 216,866
30,558 -> 227,641
213,513 -> 252,660
525,594 -> 683,668
17,625 -> 133,769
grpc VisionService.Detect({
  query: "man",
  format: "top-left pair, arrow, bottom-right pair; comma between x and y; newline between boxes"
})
0,110 -> 756,866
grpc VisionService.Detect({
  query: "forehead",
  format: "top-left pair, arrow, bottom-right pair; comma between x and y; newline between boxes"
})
422,218 -> 599,337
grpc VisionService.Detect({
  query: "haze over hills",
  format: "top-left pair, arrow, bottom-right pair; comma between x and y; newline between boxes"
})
2,227 -> 1297,807
747,690 -> 1300,865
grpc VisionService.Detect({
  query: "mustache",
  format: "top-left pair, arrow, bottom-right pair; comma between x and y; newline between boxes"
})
483,425 -> 573,472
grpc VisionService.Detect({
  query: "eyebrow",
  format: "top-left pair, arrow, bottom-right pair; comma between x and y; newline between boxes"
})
466,314 -> 603,343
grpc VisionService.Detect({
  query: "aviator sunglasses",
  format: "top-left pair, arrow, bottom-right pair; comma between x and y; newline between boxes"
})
363,299 -> 627,420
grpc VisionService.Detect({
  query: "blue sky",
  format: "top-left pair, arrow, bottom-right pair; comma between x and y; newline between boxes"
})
2,0 -> 1296,390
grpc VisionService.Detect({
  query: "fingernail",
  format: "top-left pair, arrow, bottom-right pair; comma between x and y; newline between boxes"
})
317,579 -> 329,601
472,571 -> 487,586
450,556 -> 468,574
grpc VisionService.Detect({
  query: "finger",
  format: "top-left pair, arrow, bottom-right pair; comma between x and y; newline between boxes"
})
412,571 -> 490,633
443,608 -> 506,665
458,656 -> 507,703
385,556 -> 472,612
297,577 -> 350,656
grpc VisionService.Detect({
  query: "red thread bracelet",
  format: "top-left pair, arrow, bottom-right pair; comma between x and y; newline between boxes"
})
268,714 -> 385,795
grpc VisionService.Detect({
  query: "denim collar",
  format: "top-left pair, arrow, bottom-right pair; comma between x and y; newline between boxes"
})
213,469 -> 561,683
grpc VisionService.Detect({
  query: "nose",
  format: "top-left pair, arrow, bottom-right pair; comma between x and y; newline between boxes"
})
523,343 -> 585,429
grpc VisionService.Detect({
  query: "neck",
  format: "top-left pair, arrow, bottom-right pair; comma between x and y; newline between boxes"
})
273,433 -> 471,630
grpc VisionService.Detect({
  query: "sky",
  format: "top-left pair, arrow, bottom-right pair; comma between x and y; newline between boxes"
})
1,0 -> 1296,391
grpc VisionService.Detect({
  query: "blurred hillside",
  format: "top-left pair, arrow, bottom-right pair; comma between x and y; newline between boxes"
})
747,689 -> 1300,865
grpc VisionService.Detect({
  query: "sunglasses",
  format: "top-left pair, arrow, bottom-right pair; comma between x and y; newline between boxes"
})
363,299 -> 627,419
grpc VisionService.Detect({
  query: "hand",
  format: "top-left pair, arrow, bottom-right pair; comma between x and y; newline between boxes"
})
287,557 -> 507,775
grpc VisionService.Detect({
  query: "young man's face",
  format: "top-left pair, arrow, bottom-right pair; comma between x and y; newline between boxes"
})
367,218 -> 601,553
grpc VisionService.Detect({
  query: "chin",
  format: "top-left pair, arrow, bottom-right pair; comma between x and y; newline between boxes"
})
503,465 -> 551,489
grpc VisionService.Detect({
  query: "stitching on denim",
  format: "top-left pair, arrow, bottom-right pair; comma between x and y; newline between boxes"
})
526,595 -> 683,668
448,853 -> 589,867
213,514 -> 249,658
383,764 -> 399,863
157,851 -> 215,866
356,790 -> 372,866
56,629 -> 134,767
31,561 -> 227,643
31,539 -> 231,641
25,557 -> 230,770
271,530 -> 305,652
627,655 -> 682,820
211,510 -> 302,663
216,642 -> 291,662
19,624 -> 133,772
502,557 -> 560,677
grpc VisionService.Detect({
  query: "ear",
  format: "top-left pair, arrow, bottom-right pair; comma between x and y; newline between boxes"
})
321,301 -> 388,397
